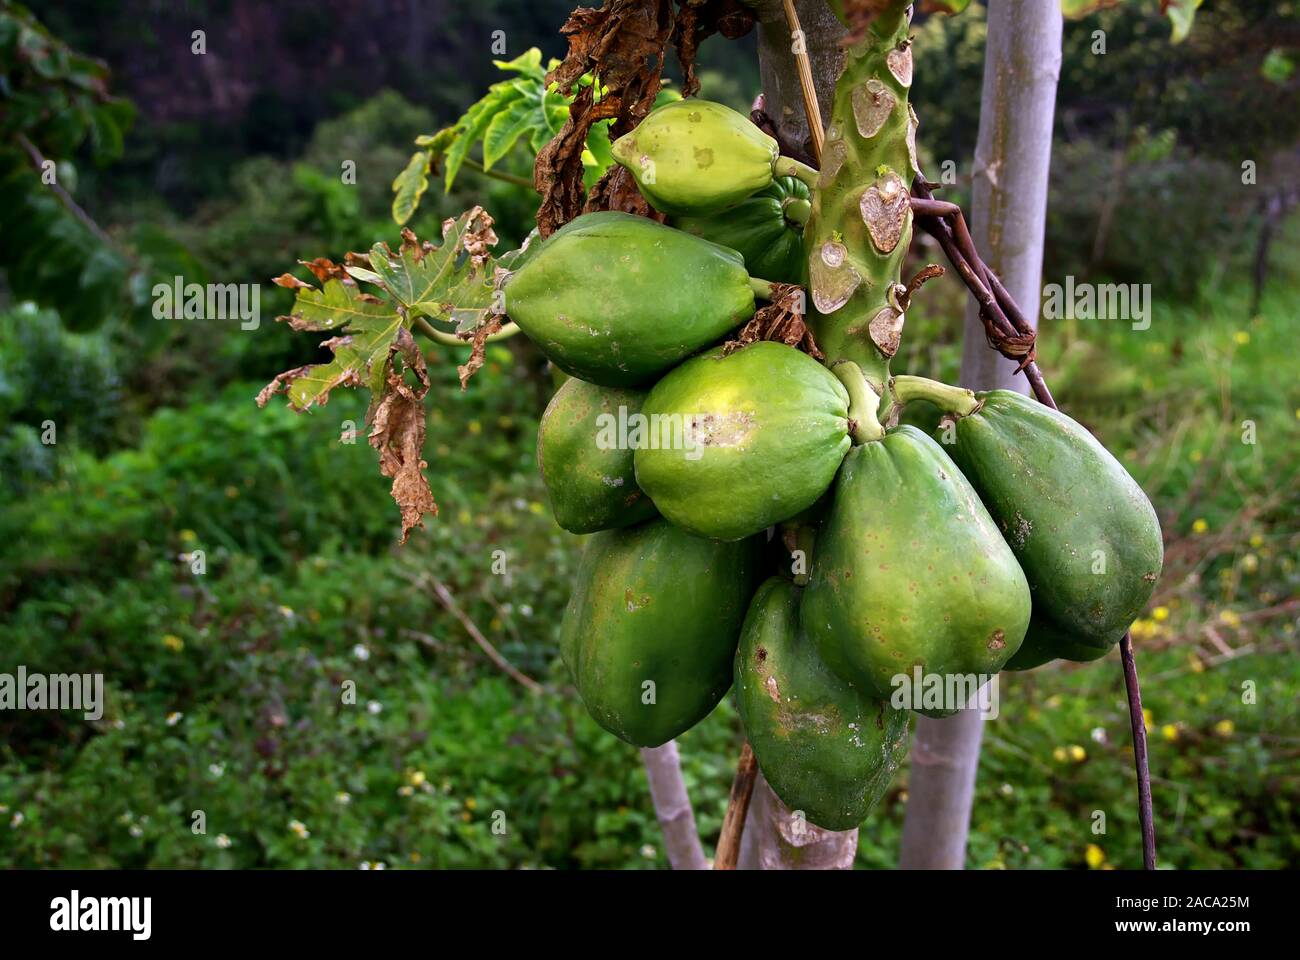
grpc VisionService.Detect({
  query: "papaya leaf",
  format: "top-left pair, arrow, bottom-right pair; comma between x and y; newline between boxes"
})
482,96 -> 539,169
391,149 -> 431,226
258,207 -> 521,538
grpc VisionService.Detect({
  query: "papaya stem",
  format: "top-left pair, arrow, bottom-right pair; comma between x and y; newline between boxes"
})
414,315 -> 521,347
831,360 -> 886,443
748,276 -> 778,301
889,375 -> 980,416
773,155 -> 820,190
781,196 -> 812,227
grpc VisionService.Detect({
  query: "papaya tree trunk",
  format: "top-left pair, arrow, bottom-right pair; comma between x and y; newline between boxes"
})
899,0 -> 1062,870
641,742 -> 709,870
735,0 -> 865,870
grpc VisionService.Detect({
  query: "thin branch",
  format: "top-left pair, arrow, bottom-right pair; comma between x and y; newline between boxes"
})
714,740 -> 759,870
1120,633 -> 1157,869
781,0 -> 824,162
15,133 -> 119,249
419,575 -> 545,695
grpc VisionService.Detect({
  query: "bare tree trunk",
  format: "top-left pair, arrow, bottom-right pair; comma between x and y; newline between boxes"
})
641,742 -> 709,870
738,1 -> 863,869
737,771 -> 858,870
900,0 -> 1062,870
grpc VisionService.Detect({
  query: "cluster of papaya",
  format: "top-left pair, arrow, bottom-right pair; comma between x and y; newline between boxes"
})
505,98 -> 1163,831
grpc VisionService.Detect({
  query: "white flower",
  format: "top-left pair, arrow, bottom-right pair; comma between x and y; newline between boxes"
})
113,719 -> 126,730
165,711 -> 183,726
10,812 -> 24,828
288,819 -> 310,839
278,605 -> 295,619
367,701 -> 382,715
639,844 -> 656,859
209,763 -> 225,777
129,824 -> 144,838
215,834 -> 232,849
359,861 -> 372,870
1090,726 -> 1108,744
372,861 -> 386,870
520,605 -> 534,617
999,783 -> 1014,796
335,792 -> 352,805
352,644 -> 371,662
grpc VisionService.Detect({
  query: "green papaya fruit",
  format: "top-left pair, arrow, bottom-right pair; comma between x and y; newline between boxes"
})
736,578 -> 910,830
801,426 -> 1031,714
537,377 -> 658,534
560,518 -> 759,747
942,390 -> 1163,649
504,211 -> 756,387
673,176 -> 810,285
612,99 -> 779,216
634,341 -> 852,541
1004,615 -> 1112,671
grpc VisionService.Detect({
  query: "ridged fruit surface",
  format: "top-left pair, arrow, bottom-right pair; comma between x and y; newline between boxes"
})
944,390 -> 1163,649
736,578 -> 909,830
560,518 -> 758,747
504,212 -> 755,387
537,377 -> 657,534
611,99 -> 778,216
634,342 -> 851,541
801,426 -> 1031,715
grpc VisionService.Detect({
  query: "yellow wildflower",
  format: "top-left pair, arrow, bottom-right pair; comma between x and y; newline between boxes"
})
1191,518 -> 1208,534
1068,745 -> 1087,763
162,634 -> 184,652
1152,606 -> 1170,622
1233,331 -> 1250,345
1214,719 -> 1235,737
1085,844 -> 1106,869
1161,724 -> 1179,742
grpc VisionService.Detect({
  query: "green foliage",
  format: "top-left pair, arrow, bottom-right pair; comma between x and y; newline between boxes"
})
393,48 -> 682,225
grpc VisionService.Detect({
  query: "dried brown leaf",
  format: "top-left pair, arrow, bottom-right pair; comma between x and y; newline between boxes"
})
456,314 -> 506,390
271,273 -> 313,290
369,326 -> 438,543
672,0 -> 755,96
534,0 -> 675,236
298,258 -> 350,284
723,283 -> 822,359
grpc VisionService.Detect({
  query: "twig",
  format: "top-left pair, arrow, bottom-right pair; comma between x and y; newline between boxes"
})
1119,633 -> 1157,869
420,575 -> 545,694
912,178 -> 1154,869
781,0 -> 824,163
713,740 -> 758,870
15,133 -> 119,249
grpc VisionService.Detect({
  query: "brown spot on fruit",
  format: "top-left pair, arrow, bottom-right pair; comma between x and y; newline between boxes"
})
756,646 -> 767,662
988,629 -> 1006,651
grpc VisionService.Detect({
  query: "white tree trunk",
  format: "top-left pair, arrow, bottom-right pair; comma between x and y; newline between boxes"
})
899,0 -> 1062,870
641,742 -> 709,870
737,771 -> 858,870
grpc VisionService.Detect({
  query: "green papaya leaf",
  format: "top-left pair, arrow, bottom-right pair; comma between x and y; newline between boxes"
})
391,149 -> 431,226
482,96 -> 539,169
259,208 -> 526,540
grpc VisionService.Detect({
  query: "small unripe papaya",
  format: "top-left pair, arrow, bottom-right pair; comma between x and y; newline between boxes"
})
504,212 -> 756,387
674,176 -> 810,285
612,99 -> 779,216
634,342 -> 852,542
537,377 -> 658,534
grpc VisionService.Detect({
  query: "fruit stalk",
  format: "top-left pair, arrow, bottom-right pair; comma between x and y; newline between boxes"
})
888,374 -> 980,417
803,1 -> 917,393
831,360 -> 885,443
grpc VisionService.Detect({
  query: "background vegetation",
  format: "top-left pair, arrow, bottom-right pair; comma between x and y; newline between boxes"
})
0,0 -> 1296,869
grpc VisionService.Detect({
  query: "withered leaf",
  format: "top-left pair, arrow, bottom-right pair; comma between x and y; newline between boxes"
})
724,283 -> 822,359
369,326 -> 438,543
